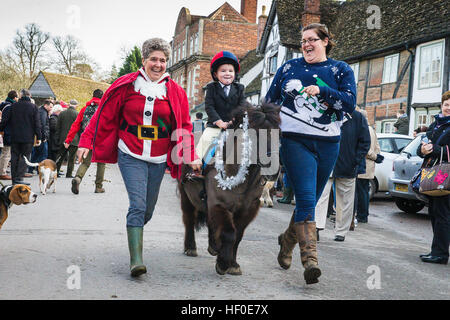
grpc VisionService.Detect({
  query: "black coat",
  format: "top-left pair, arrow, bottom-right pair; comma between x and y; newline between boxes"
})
333,110 -> 371,178
205,81 -> 246,128
0,103 -> 12,146
38,106 -> 50,141
49,114 -> 59,152
0,97 -> 41,144
417,114 -> 450,164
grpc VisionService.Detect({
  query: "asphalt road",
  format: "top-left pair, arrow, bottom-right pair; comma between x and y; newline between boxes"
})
0,163 -> 448,300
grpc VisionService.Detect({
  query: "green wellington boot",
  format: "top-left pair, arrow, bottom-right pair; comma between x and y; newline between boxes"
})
277,187 -> 294,204
127,227 -> 147,277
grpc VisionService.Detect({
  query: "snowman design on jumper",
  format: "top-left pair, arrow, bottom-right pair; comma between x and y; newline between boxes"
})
281,75 -> 342,131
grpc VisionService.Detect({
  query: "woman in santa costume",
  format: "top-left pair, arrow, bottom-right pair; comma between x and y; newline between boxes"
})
77,38 -> 201,277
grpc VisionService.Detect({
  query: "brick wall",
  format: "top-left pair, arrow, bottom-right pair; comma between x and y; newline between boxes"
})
241,0 -> 257,23
354,50 -> 412,131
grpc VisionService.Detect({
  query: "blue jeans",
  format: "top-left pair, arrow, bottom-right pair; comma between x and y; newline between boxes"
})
118,149 -> 167,227
280,136 -> 339,223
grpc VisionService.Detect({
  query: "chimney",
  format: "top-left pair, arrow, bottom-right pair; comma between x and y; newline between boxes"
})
302,0 -> 321,27
257,5 -> 268,48
241,0 -> 258,24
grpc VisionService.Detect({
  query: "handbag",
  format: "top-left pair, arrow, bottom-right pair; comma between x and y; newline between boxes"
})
419,145 -> 450,196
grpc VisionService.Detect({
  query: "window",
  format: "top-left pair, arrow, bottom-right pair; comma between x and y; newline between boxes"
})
194,34 -> 199,53
268,54 -> 278,75
382,54 -> 399,83
350,63 -> 359,84
417,114 -> 428,127
394,138 -> 412,153
378,138 -> 394,153
419,41 -> 443,89
187,71 -> 192,98
382,121 -> 396,134
189,38 -> 193,55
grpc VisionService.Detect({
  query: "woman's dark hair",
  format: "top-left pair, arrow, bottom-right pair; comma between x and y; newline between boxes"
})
302,23 -> 336,55
7,90 -> 18,100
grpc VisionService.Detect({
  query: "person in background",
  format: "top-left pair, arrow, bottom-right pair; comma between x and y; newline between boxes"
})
65,90 -> 106,194
413,125 -> 428,138
354,108 -> 382,224
0,90 -> 18,180
332,108 -> 370,241
393,109 -> 409,135
56,99 -> 79,178
0,89 -> 41,185
48,104 -> 63,161
266,23 -> 357,284
27,99 -> 53,174
417,91 -> 450,265
192,112 -> 205,133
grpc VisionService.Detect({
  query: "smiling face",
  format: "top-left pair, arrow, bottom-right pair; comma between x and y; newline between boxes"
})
301,29 -> 328,64
442,98 -> 450,117
142,50 -> 167,81
214,64 -> 236,85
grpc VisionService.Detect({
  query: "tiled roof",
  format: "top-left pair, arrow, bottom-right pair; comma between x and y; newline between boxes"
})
265,0 -> 450,60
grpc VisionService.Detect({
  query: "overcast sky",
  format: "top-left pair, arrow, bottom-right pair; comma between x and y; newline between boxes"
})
0,0 -> 273,73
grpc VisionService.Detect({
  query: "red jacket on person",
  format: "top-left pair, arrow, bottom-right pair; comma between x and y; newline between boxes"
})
78,71 -> 198,179
65,97 -> 102,145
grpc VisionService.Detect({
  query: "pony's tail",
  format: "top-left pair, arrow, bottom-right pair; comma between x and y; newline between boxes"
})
195,210 -> 208,231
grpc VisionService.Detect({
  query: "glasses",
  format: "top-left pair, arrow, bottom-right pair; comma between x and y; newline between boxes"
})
301,38 -> 321,45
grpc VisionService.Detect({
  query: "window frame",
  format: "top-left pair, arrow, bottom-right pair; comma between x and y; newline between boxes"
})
418,40 -> 444,89
382,53 -> 399,84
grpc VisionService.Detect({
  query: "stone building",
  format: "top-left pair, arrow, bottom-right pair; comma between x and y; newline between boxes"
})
168,0 -> 267,117
257,0 -> 450,134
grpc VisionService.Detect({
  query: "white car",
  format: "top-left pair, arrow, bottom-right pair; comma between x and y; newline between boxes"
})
370,133 -> 414,199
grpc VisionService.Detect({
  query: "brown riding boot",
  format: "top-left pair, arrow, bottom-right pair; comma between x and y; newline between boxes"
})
293,221 -> 321,285
277,211 -> 297,269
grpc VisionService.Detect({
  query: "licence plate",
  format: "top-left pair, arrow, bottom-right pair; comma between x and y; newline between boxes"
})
395,184 -> 409,192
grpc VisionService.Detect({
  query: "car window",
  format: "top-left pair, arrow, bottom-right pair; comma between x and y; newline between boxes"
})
379,138 -> 394,153
402,134 -> 424,157
394,138 -> 413,153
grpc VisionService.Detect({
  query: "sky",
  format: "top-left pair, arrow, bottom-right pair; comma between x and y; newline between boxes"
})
0,0 -> 273,73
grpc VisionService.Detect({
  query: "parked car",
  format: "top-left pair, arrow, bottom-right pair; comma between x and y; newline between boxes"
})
388,133 -> 427,213
370,133 -> 414,199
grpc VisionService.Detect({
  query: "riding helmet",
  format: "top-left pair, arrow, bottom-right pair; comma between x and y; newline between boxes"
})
210,51 -> 240,81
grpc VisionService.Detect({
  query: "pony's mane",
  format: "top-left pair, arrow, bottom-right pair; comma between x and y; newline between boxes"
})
230,102 -> 281,130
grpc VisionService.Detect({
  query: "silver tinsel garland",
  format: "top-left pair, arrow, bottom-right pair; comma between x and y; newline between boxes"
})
214,112 -> 252,190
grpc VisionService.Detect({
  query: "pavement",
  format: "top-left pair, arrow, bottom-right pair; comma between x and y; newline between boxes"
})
0,163 -> 448,300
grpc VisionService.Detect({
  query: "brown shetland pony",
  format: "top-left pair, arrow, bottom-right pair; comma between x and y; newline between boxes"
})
179,103 -> 280,275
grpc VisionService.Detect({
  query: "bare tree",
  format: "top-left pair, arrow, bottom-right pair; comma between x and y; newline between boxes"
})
52,35 -> 84,75
13,23 -> 50,78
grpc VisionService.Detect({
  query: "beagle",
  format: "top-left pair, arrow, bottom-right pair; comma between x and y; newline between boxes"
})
23,157 -> 58,195
0,184 -> 37,230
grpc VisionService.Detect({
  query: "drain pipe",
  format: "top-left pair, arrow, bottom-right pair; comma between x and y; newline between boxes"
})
406,43 -> 415,118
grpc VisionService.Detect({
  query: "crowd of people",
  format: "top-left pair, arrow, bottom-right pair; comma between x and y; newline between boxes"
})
0,24 -> 447,282
0,88 -> 105,193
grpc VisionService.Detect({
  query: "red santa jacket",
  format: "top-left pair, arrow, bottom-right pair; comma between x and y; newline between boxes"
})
65,97 -> 101,145
78,71 -> 198,179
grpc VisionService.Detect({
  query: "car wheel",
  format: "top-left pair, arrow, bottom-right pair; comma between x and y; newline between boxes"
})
394,197 -> 425,214
369,179 -> 377,200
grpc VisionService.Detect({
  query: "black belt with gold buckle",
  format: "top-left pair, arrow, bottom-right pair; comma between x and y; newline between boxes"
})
120,120 -> 168,140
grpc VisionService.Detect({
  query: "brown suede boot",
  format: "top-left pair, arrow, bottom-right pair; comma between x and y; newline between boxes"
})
293,221 -> 321,285
277,211 -> 297,269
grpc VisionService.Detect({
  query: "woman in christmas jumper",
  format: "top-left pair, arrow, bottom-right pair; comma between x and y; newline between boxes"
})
196,51 -> 246,160
266,23 -> 356,284
77,38 -> 201,277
